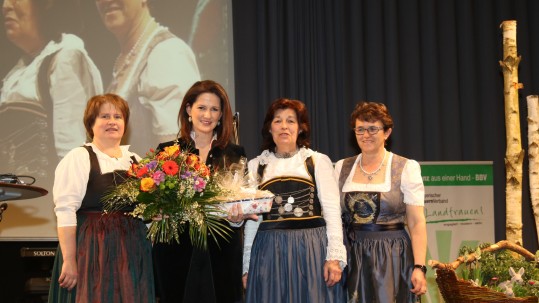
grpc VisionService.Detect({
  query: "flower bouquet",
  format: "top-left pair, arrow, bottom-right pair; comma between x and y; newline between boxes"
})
102,144 -> 232,250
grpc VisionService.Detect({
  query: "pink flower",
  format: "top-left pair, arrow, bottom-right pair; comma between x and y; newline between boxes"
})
194,177 -> 206,192
152,170 -> 166,185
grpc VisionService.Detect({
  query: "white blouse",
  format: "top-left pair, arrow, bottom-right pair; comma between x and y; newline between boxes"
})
243,148 -> 347,274
1,34 -> 103,157
334,152 -> 425,206
53,143 -> 140,227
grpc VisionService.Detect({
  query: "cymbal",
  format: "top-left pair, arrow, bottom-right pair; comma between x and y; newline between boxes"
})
0,183 -> 48,201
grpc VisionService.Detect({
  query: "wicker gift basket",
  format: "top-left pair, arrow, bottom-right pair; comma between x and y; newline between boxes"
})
429,240 -> 538,303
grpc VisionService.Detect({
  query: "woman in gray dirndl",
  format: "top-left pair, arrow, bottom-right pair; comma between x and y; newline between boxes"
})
243,98 -> 347,303
335,101 -> 427,302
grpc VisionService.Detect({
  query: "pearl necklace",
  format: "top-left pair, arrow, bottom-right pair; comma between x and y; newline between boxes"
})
112,18 -> 154,79
359,150 -> 387,180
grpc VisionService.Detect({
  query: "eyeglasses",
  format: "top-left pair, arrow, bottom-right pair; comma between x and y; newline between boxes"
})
353,126 -> 384,135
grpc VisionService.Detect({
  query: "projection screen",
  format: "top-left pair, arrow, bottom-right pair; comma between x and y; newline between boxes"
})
0,0 -> 235,240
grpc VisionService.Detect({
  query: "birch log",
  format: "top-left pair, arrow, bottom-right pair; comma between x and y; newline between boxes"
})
499,20 -> 524,244
528,95 -> 539,243
429,240 -> 535,270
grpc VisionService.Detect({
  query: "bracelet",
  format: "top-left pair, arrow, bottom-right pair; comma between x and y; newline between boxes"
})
413,264 -> 427,274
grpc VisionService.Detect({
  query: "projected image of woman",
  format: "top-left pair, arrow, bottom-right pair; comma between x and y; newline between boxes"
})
0,0 -> 103,179
95,0 -> 201,155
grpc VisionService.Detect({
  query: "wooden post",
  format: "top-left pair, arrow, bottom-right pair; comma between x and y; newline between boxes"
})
499,20 -> 524,244
528,95 -> 539,244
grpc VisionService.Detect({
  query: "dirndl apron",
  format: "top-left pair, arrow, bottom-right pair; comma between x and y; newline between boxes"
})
245,157 -> 346,303
48,146 -> 155,303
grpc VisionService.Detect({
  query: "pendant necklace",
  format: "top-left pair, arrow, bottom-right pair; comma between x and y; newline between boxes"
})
359,150 -> 387,181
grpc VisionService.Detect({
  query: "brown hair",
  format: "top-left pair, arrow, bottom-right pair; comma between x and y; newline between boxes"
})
261,98 -> 311,151
349,101 -> 394,130
83,94 -> 130,139
178,80 -> 233,149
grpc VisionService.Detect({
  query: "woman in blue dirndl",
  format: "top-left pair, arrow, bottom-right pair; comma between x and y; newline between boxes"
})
243,98 -> 347,303
335,101 -> 427,302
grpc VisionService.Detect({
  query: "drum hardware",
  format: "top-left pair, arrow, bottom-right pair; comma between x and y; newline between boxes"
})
0,174 -> 48,222
0,173 -> 36,185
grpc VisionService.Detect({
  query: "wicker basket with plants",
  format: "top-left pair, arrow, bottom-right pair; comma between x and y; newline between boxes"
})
429,240 -> 539,303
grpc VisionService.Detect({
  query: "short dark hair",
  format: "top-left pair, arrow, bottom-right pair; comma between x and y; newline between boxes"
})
349,101 -> 394,130
178,80 -> 233,149
261,98 -> 311,151
83,94 -> 130,140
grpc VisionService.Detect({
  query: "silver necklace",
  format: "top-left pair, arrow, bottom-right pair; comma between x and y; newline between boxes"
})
359,150 -> 387,180
274,148 -> 299,159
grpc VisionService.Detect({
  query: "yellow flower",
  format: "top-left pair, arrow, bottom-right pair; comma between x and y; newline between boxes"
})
140,177 -> 155,192
186,154 -> 199,167
163,145 -> 180,157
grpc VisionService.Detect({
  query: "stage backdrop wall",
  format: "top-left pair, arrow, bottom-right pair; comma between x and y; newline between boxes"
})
0,0 -> 235,240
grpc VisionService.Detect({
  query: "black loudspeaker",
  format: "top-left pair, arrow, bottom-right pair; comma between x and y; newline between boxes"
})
0,241 -> 57,303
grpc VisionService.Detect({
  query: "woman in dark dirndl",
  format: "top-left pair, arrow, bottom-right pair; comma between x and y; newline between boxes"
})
335,101 -> 427,302
242,98 -> 347,303
48,94 -> 154,303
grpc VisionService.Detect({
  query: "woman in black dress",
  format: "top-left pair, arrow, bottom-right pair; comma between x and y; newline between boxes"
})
153,80 -> 248,303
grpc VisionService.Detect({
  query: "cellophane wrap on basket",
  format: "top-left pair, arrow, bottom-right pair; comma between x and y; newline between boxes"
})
212,158 -> 274,217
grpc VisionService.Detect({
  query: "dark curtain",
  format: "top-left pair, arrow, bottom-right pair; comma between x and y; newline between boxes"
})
232,0 -> 539,251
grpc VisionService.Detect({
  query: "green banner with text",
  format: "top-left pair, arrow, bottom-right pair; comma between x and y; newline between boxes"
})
420,162 -> 494,303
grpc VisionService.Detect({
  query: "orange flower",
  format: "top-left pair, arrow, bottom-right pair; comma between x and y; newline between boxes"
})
127,163 -> 139,177
140,177 -> 155,192
198,165 -> 210,177
186,154 -> 199,167
163,160 -> 179,176
163,145 -> 180,157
